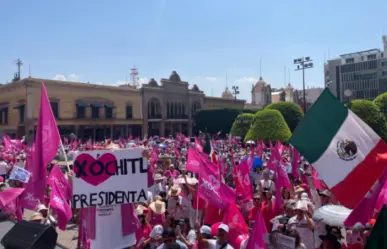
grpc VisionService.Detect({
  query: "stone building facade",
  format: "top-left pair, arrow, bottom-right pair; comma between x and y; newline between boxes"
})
0,71 -> 245,139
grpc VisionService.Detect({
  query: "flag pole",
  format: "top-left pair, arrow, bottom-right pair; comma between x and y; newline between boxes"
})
59,140 -> 71,172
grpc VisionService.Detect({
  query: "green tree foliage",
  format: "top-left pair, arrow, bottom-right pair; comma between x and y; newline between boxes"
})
265,102 -> 304,131
230,113 -> 255,140
374,92 -> 387,119
193,108 -> 241,135
346,99 -> 387,140
244,109 -> 292,143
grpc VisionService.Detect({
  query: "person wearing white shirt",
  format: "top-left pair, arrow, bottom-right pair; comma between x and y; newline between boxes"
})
150,174 -> 167,197
0,159 -> 9,179
196,223 -> 234,249
167,186 -> 190,224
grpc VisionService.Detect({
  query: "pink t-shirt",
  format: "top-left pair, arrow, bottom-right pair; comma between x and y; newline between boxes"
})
149,210 -> 165,226
135,224 -> 152,248
164,169 -> 179,179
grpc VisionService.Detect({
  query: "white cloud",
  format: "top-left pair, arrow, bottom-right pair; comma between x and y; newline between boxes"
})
53,73 -> 81,82
68,73 -> 80,82
204,77 -> 217,82
235,77 -> 258,83
53,74 -> 66,81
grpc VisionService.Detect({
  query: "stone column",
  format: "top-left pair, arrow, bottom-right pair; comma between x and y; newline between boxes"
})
25,83 -> 35,135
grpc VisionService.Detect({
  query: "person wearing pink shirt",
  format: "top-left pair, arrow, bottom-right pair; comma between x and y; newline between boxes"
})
164,165 -> 180,180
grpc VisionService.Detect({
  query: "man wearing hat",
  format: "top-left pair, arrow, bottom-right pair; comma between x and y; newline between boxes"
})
196,223 -> 234,249
156,228 -> 188,249
150,173 -> 167,197
288,201 -> 314,249
167,186 -> 190,227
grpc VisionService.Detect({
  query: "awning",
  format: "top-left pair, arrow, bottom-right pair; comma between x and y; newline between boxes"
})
13,104 -> 25,110
90,103 -> 103,108
76,103 -> 88,107
104,104 -> 116,108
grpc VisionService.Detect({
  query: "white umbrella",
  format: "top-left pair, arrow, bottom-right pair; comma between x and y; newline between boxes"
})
313,204 -> 352,227
245,140 -> 256,145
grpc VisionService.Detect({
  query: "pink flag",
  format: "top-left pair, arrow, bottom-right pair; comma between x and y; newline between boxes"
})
194,137 -> 203,152
223,203 -> 249,249
312,168 -> 322,190
21,82 -> 61,210
47,165 -> 72,200
50,181 -> 72,231
3,135 -> 12,152
187,147 -> 203,173
0,188 -> 25,220
292,147 -> 300,178
232,159 -> 253,201
198,159 -> 236,210
344,168 -> 387,227
275,140 -> 284,155
246,211 -> 267,249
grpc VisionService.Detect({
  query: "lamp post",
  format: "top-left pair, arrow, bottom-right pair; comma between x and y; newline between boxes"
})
232,85 -> 240,101
294,57 -> 313,112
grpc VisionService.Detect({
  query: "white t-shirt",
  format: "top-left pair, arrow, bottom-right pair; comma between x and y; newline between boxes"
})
288,216 -> 314,249
207,239 -> 234,249
90,204 -> 136,249
0,161 -> 8,175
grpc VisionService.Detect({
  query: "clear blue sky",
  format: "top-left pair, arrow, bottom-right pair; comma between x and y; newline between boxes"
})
1,0 -> 386,102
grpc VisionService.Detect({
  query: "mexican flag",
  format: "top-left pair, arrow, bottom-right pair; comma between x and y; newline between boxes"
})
290,89 -> 387,208
364,204 -> 387,249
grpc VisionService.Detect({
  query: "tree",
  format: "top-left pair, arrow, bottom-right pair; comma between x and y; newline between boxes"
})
193,108 -> 241,135
230,113 -> 255,140
265,102 -> 304,132
346,99 -> 387,140
374,92 -> 387,119
244,109 -> 292,143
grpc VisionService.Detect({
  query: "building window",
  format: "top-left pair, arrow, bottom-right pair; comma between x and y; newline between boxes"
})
19,105 -> 25,124
126,105 -> 133,119
345,58 -> 354,64
367,54 -> 377,60
50,102 -> 59,119
0,107 -> 8,125
105,105 -> 114,119
91,105 -> 100,119
76,104 -> 86,119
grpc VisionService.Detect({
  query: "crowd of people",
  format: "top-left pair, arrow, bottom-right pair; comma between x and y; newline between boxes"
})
0,135 -> 378,249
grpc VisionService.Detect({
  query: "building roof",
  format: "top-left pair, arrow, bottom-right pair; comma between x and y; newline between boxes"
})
340,49 -> 381,58
3,77 -> 141,92
221,87 -> 234,99
254,77 -> 267,88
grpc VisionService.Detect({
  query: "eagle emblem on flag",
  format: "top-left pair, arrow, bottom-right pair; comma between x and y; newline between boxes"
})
336,139 -> 357,161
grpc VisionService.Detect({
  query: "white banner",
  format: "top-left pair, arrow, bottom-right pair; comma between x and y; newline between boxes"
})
72,148 -> 148,208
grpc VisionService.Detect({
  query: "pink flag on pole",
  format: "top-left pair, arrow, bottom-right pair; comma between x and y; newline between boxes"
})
198,159 -> 236,210
50,181 -> 72,231
0,188 -> 25,220
187,147 -> 203,173
47,165 -> 72,200
344,168 -> 387,227
21,82 -> 61,210
194,137 -> 203,152
246,211 -> 267,249
292,147 -> 300,178
232,159 -> 253,201
223,203 -> 249,249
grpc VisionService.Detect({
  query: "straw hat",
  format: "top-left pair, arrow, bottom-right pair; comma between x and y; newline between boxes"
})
168,185 -> 181,197
30,213 -> 44,221
36,204 -> 48,213
136,205 -> 146,216
154,174 -> 165,181
149,200 -> 166,214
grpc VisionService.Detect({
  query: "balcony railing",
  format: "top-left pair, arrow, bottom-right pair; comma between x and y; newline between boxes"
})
167,114 -> 188,119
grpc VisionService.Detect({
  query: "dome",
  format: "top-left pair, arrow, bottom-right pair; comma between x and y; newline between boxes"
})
191,84 -> 200,91
148,78 -> 158,86
254,77 -> 267,88
221,87 -> 234,99
169,71 -> 181,82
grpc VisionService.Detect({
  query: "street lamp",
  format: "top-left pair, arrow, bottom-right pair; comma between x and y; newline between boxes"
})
232,85 -> 240,100
294,57 -> 313,112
